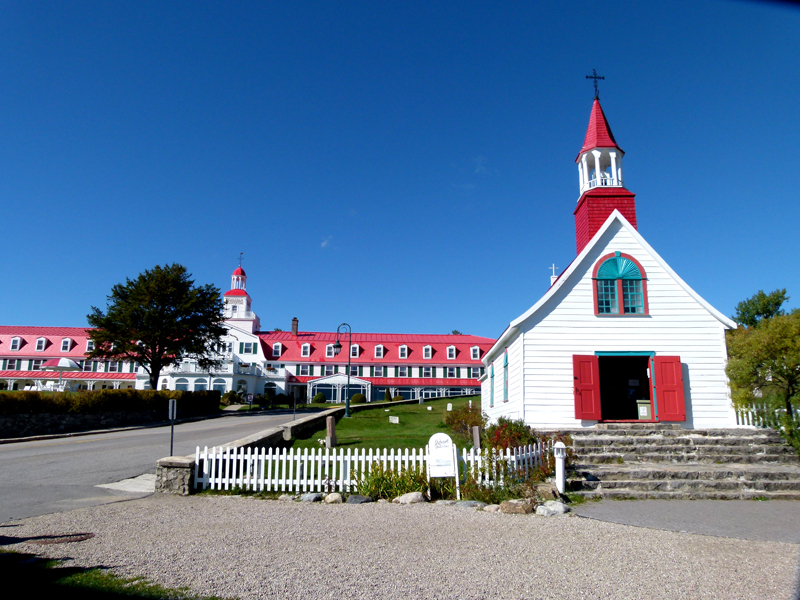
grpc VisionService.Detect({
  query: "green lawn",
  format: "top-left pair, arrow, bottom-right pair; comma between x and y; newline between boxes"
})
291,396 -> 478,450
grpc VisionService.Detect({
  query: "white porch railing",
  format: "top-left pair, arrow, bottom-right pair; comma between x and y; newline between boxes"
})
194,442 -> 552,494
736,404 -> 784,429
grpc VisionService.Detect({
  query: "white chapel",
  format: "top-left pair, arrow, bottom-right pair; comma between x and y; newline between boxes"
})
480,94 -> 738,429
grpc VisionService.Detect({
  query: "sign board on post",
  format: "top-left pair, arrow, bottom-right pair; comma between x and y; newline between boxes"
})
427,433 -> 460,500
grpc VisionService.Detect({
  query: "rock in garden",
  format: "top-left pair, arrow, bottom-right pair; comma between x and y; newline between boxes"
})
324,493 -> 343,504
300,492 -> 323,502
435,500 -> 457,506
535,501 -> 570,517
377,499 -> 389,504
278,494 -> 296,501
454,500 -> 487,509
534,483 -> 561,501
392,492 -> 427,504
500,501 -> 534,515
346,494 -> 373,504
483,504 -> 501,513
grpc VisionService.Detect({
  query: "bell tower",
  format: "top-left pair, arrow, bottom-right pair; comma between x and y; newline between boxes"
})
573,85 -> 637,254
223,264 -> 260,333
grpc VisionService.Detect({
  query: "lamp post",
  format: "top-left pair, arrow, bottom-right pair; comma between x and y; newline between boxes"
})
332,323 -> 352,418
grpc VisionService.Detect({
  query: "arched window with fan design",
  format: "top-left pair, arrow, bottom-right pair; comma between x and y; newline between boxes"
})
592,251 -> 649,315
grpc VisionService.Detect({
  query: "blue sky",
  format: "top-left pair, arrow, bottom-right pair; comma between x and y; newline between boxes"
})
1,1 -> 798,338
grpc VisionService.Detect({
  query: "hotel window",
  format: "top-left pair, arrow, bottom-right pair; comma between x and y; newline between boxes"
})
7,359 -> 19,370
326,344 -> 335,358
350,365 -> 358,376
422,366 -> 432,378
82,360 -> 95,372
131,362 -> 139,373
241,342 -> 256,354
10,337 -> 20,351
471,346 -> 480,360
299,365 -> 310,376
399,346 -> 408,359
446,367 -> 456,378
273,343 -> 282,357
374,365 -> 384,377
350,344 -> 359,358
423,346 -> 432,359
374,345 -> 384,358
108,361 -> 119,373
86,340 -> 95,352
470,366 -> 481,378
35,338 -> 47,352
301,343 -> 310,357
325,365 -> 334,376
61,339 -> 72,352
397,366 -> 408,377
447,346 -> 456,360
31,359 -> 44,371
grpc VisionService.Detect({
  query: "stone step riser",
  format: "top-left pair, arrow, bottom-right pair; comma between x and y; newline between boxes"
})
575,454 -> 799,465
575,480 -> 800,492
574,445 -> 794,455
577,490 -> 800,501
571,470 -> 800,482
573,438 -> 786,447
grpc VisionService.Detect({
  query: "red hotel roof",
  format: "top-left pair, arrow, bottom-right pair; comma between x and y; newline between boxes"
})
0,371 -> 135,380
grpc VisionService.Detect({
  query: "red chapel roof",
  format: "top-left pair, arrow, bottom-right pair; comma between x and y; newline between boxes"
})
576,99 -> 623,161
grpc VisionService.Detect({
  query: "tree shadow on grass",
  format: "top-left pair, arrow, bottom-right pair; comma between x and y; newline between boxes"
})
0,550 -> 118,599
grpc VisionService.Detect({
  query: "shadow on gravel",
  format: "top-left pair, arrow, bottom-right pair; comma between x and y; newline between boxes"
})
0,550 -> 119,599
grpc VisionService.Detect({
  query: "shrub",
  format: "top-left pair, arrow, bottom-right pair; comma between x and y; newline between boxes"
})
312,392 -> 327,404
392,396 -> 405,402
384,388 -> 392,402
483,417 -> 538,450
350,393 -> 367,405
221,391 -> 239,406
354,463 -> 428,500
444,403 -> 487,446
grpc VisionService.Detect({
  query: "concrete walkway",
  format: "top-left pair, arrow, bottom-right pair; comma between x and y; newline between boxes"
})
572,498 -> 800,544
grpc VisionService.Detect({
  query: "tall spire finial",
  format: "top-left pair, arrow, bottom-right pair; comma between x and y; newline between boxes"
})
586,69 -> 604,99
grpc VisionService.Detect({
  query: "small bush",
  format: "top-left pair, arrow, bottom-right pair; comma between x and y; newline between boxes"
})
221,391 -> 239,406
392,396 -> 405,402
444,402 -> 487,446
354,463 -> 428,499
350,393 -> 367,405
483,417 -> 538,450
312,392 -> 327,404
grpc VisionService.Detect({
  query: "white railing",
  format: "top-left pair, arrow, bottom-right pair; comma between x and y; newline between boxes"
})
194,442 -> 552,493
581,176 -> 623,194
736,404 -> 784,429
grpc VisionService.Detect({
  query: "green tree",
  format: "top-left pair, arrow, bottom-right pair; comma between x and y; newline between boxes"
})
86,264 -> 227,391
732,289 -> 789,328
450,329 -> 463,335
726,310 -> 800,419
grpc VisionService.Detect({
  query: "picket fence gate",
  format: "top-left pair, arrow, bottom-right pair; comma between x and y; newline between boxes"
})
194,442 -> 552,494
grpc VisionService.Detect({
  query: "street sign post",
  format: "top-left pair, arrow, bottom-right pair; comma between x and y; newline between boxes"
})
168,399 -> 177,456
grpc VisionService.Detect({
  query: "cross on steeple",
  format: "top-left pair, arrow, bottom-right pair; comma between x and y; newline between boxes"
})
586,69 -> 604,99
550,264 -> 558,277
238,252 -> 244,267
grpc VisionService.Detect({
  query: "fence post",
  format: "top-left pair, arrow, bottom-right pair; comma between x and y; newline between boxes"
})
554,441 -> 567,494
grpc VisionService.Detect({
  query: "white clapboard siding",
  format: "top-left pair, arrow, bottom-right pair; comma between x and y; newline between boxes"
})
194,442 -> 551,493
483,218 -> 736,430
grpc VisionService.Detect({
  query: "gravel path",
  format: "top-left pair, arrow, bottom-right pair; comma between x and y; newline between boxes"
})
3,494 -> 798,600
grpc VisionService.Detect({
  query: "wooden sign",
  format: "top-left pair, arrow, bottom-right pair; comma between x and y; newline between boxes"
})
427,433 -> 461,499
389,416 -> 399,424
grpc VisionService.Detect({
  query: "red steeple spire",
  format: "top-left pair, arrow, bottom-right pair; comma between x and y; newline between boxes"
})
576,99 -> 622,161
573,98 -> 636,254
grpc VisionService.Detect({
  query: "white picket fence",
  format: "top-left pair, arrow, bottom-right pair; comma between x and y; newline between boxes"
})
194,442 -> 552,493
736,404 -> 784,428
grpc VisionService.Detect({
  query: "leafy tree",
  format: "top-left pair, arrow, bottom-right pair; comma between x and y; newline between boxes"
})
86,264 -> 227,391
450,329 -> 463,335
732,289 -> 789,328
726,310 -> 800,420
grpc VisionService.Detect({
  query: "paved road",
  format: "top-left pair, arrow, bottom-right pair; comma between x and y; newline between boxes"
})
573,499 -> 800,544
0,411 -> 301,523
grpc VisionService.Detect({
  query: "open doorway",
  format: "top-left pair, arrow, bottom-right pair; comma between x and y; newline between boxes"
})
598,355 -> 651,421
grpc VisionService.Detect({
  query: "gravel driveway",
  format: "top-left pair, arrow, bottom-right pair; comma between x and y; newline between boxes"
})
3,494 -> 798,600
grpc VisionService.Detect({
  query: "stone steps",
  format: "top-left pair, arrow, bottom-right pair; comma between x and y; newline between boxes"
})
564,426 -> 800,499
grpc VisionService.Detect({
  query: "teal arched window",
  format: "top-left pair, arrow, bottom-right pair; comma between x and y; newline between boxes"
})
503,350 -> 508,402
593,252 -> 649,315
490,364 -> 494,407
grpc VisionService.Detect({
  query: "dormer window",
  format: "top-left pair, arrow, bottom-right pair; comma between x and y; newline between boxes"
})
350,344 -> 359,358
61,339 -> 72,352
423,346 -> 432,360
272,343 -> 282,357
36,338 -> 47,352
10,337 -> 20,351
301,343 -> 310,358
471,346 -> 480,360
399,345 -> 408,359
86,340 -> 95,352
447,346 -> 456,360
326,344 -> 335,358
374,345 -> 384,359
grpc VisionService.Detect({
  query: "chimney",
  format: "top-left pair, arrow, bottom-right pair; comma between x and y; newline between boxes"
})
291,317 -> 298,336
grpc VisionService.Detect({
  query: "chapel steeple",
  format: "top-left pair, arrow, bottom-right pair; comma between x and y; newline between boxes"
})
573,93 -> 637,254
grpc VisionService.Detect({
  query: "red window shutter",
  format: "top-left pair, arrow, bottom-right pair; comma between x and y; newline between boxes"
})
573,355 -> 601,420
654,356 -> 686,422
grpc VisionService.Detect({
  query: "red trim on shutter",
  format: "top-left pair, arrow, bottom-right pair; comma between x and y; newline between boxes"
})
654,356 -> 686,422
573,355 -> 602,420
